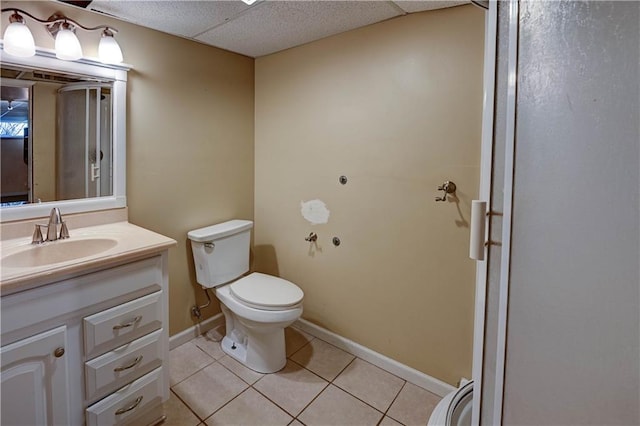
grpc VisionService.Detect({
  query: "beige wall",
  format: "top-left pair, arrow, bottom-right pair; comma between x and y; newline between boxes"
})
32,81 -> 58,202
2,1 -> 255,335
120,15 -> 254,336
4,1 -> 483,385
254,6 -> 484,385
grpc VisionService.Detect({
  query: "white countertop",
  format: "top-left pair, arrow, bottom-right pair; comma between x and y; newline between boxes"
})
1,221 -> 176,295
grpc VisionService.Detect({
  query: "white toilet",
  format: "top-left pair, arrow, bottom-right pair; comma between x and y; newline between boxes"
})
188,220 -> 304,373
428,381 -> 473,426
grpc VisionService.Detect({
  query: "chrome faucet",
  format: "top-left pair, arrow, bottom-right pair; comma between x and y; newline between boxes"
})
32,208 -> 69,244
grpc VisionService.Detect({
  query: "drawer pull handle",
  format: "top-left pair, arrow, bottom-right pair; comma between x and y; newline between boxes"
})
115,395 -> 143,415
113,315 -> 142,330
113,355 -> 143,372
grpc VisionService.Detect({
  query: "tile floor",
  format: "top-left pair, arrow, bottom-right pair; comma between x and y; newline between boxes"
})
165,326 -> 441,426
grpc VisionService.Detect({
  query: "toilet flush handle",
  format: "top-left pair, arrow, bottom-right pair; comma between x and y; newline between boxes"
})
204,242 -> 215,249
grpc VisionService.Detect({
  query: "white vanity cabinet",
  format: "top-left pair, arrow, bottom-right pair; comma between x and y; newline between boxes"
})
0,251 -> 171,426
0,326 -> 70,425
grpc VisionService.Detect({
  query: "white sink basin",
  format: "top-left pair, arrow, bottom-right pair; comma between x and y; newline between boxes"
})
2,238 -> 119,268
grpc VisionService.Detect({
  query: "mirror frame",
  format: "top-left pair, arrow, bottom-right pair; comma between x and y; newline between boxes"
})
0,43 -> 130,222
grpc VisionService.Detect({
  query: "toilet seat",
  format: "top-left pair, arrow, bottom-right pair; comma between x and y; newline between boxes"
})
230,272 -> 304,311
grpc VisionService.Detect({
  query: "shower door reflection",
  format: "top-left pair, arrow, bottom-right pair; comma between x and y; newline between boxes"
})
57,83 -> 112,200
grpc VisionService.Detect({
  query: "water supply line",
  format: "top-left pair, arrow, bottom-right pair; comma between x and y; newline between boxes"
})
191,287 -> 212,319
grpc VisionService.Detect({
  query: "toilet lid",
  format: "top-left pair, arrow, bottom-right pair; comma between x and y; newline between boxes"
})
230,272 -> 304,309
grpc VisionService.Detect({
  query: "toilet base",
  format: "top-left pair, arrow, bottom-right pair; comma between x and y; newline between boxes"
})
216,284 -> 302,374
221,335 -> 248,366
220,328 -> 287,374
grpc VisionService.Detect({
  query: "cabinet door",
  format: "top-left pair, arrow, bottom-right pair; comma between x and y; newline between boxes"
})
1,326 -> 70,426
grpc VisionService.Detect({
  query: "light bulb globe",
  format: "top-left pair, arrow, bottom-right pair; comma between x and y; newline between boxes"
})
55,27 -> 83,61
3,21 -> 36,58
98,33 -> 123,64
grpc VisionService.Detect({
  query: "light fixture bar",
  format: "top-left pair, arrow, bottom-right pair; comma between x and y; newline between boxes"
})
1,8 -> 123,64
1,8 -> 118,33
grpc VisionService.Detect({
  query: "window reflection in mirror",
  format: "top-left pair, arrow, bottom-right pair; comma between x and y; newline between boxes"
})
0,66 -> 113,208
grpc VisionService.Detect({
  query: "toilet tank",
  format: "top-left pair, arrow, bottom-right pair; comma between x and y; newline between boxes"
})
187,220 -> 253,288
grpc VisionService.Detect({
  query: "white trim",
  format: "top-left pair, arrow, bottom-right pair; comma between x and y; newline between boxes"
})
493,0 -> 519,423
167,314 -> 454,397
1,196 -> 126,222
472,1 -> 498,424
169,313 -> 224,350
0,43 -> 130,223
294,318 -> 455,397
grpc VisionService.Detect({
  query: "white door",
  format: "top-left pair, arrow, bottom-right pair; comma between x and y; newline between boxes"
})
1,326 -> 70,426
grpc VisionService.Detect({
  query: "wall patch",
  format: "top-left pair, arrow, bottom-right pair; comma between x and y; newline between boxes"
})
300,199 -> 330,224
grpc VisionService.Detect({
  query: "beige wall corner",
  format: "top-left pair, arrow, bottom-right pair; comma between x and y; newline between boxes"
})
119,18 -> 255,335
255,5 -> 485,385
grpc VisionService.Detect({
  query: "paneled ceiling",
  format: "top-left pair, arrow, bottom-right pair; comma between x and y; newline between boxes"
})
78,1 -> 469,58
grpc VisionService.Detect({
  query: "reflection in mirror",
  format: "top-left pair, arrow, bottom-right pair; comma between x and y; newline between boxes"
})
0,49 -> 128,222
0,79 -> 31,205
1,66 -> 113,207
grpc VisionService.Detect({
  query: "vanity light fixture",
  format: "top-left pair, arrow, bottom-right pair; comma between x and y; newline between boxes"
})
241,0 -> 260,5
1,8 -> 123,64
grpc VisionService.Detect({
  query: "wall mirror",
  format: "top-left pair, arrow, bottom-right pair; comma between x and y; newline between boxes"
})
0,46 -> 129,222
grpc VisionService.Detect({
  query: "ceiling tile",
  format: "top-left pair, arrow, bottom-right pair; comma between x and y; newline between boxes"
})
195,1 -> 403,57
89,0 -> 253,38
392,1 -> 468,14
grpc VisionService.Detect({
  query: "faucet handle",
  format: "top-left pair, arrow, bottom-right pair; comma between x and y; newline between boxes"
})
32,224 -> 45,244
59,222 -> 70,239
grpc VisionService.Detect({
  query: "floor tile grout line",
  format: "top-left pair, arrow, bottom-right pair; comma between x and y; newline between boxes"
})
288,380 -> 332,422
382,381 -> 409,425
216,355 -> 265,386
249,377 -> 322,421
287,357 -> 340,383
279,355 -> 389,424
171,330 -> 432,426
296,331 -> 425,394
330,354 -> 356,380
287,337 -> 357,382
330,380 -> 392,418
348,356 -> 411,386
170,340 -> 218,387
199,385 -> 253,425
298,336 -> 433,425
286,335 -> 315,359
169,387 -> 207,424
170,357 -> 218,388
170,357 -> 252,422
192,338 -> 226,361
336,357 -> 409,415
292,353 -> 396,419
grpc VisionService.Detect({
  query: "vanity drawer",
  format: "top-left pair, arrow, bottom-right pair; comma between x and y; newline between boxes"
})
84,291 -> 162,358
86,367 -> 164,426
85,329 -> 164,402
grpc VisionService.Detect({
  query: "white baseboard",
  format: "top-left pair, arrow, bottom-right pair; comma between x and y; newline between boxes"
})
293,318 -> 456,397
169,314 -> 456,397
169,313 -> 225,350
